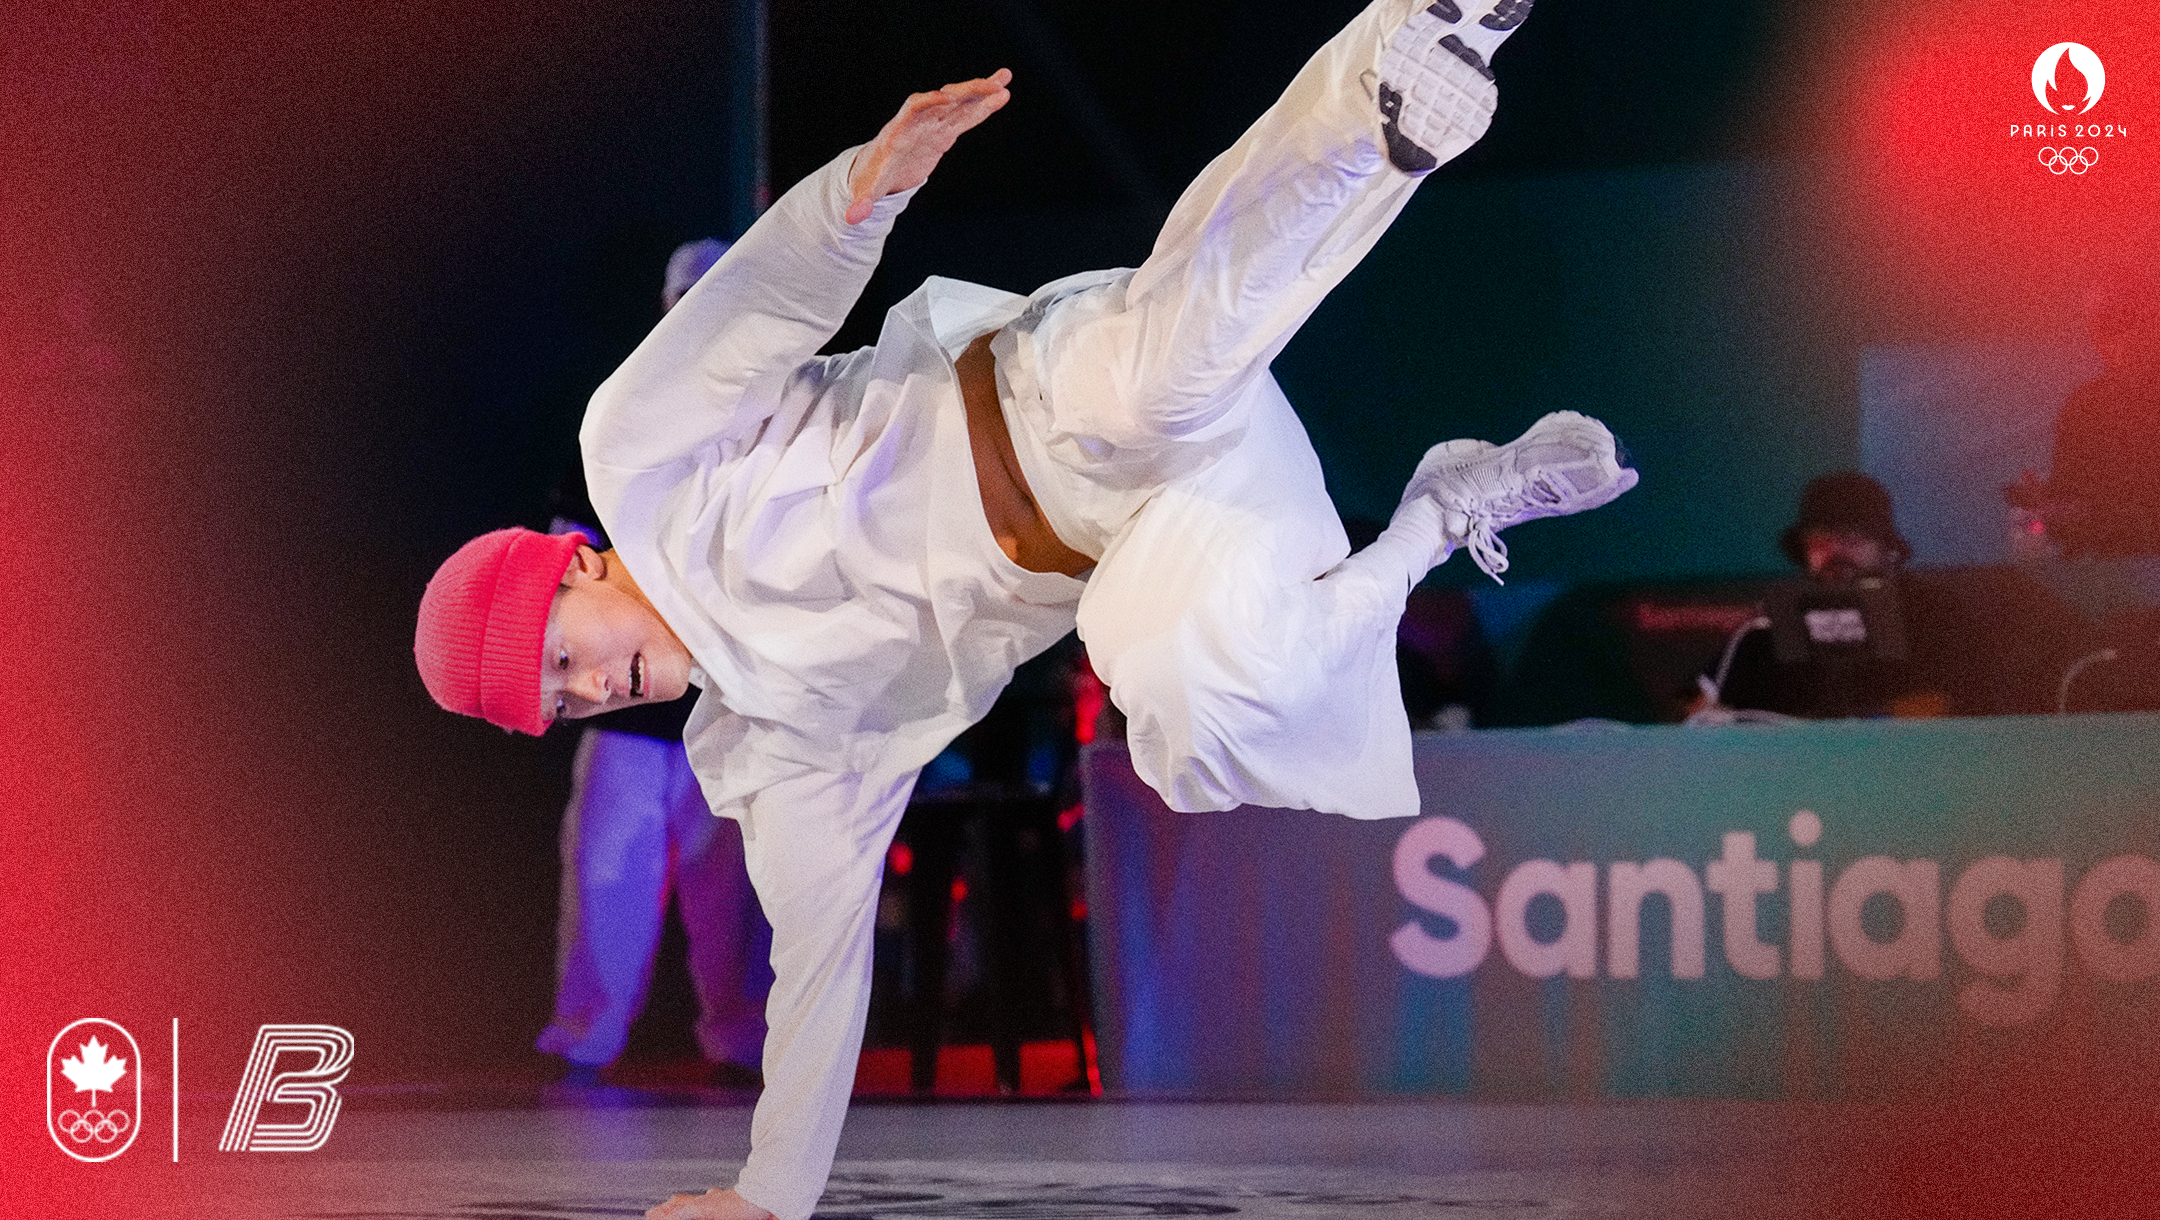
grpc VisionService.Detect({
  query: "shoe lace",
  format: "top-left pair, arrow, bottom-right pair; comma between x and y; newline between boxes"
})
1452,467 -> 1570,585
1461,516 -> 1510,583
1500,465 -> 1574,513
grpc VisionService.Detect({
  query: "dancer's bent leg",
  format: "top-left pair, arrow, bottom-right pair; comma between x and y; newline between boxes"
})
1076,374 -> 1428,818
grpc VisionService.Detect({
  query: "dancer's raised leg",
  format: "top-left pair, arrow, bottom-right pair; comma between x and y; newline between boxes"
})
1026,0 -> 1535,452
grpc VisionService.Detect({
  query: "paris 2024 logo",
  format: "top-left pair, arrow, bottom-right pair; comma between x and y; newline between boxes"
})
2026,42 -> 2114,175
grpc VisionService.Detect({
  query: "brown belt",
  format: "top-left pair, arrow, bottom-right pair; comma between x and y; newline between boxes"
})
955,331 -> 1094,577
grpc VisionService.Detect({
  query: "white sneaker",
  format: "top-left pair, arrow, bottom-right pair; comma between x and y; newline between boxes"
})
1376,0 -> 1532,174
1405,410 -> 1639,582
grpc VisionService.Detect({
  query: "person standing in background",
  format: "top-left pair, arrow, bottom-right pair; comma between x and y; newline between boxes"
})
2011,268 -> 2160,558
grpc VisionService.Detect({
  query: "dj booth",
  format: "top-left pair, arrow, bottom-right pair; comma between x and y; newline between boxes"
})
1081,715 -> 2160,1101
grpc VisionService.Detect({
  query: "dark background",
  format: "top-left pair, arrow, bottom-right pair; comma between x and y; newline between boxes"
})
6,0 -> 2158,1175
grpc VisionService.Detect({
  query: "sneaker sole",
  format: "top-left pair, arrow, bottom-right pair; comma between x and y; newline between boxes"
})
1498,410 -> 1637,519
1377,2 -> 1501,175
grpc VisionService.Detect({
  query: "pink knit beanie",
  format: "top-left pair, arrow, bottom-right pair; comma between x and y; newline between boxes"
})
414,527 -> 589,736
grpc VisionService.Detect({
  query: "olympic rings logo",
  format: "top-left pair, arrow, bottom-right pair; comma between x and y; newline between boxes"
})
54,1108 -> 132,1144
2038,146 -> 2100,175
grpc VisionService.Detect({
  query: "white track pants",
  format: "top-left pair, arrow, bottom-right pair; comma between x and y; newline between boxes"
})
1007,0 -> 1497,818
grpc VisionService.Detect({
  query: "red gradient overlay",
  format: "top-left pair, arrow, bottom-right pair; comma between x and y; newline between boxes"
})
5,35 -> 232,1205
1753,2 -> 2160,1167
2,3 -> 595,1212
0,65 -> 330,1220
1798,0 -> 2160,332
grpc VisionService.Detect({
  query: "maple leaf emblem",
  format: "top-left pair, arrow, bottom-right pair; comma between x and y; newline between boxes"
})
60,1036 -> 128,1107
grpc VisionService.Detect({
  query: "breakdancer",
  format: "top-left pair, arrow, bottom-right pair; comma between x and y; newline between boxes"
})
415,1 -> 1634,1216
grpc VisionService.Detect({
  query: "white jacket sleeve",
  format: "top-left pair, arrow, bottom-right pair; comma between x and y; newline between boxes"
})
730,763 -> 914,1220
580,145 -> 921,477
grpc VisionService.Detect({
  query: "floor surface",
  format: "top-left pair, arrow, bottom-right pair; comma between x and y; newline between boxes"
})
42,1086 -> 2160,1219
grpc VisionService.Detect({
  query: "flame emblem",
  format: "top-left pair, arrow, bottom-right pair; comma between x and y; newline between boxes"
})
2033,42 -> 2105,115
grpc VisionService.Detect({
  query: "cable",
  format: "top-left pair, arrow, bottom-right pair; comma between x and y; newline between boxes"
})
1712,614 -> 1771,696
1684,614 -> 1796,727
2057,648 -> 2120,714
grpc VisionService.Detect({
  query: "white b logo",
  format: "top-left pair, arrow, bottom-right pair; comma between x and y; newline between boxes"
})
218,1024 -> 355,1152
2032,42 -> 2105,115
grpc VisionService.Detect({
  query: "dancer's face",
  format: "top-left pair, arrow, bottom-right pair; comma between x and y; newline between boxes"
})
1801,529 -> 1894,584
538,546 -> 694,724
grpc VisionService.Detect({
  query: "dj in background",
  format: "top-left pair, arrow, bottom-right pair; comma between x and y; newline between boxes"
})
1714,473 -> 1995,720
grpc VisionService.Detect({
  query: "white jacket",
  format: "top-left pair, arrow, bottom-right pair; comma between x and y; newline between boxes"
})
583,148 -> 1084,1219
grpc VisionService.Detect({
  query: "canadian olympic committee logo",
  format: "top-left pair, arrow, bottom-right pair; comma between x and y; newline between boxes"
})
48,1019 -> 141,1163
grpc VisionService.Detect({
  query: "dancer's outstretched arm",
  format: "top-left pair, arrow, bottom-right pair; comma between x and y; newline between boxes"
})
582,71 -> 1012,478
845,68 -> 1010,224
645,765 -> 912,1220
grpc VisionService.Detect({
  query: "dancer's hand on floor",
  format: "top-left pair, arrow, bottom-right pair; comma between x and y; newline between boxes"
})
645,1186 -> 775,1220
845,69 -> 1012,224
